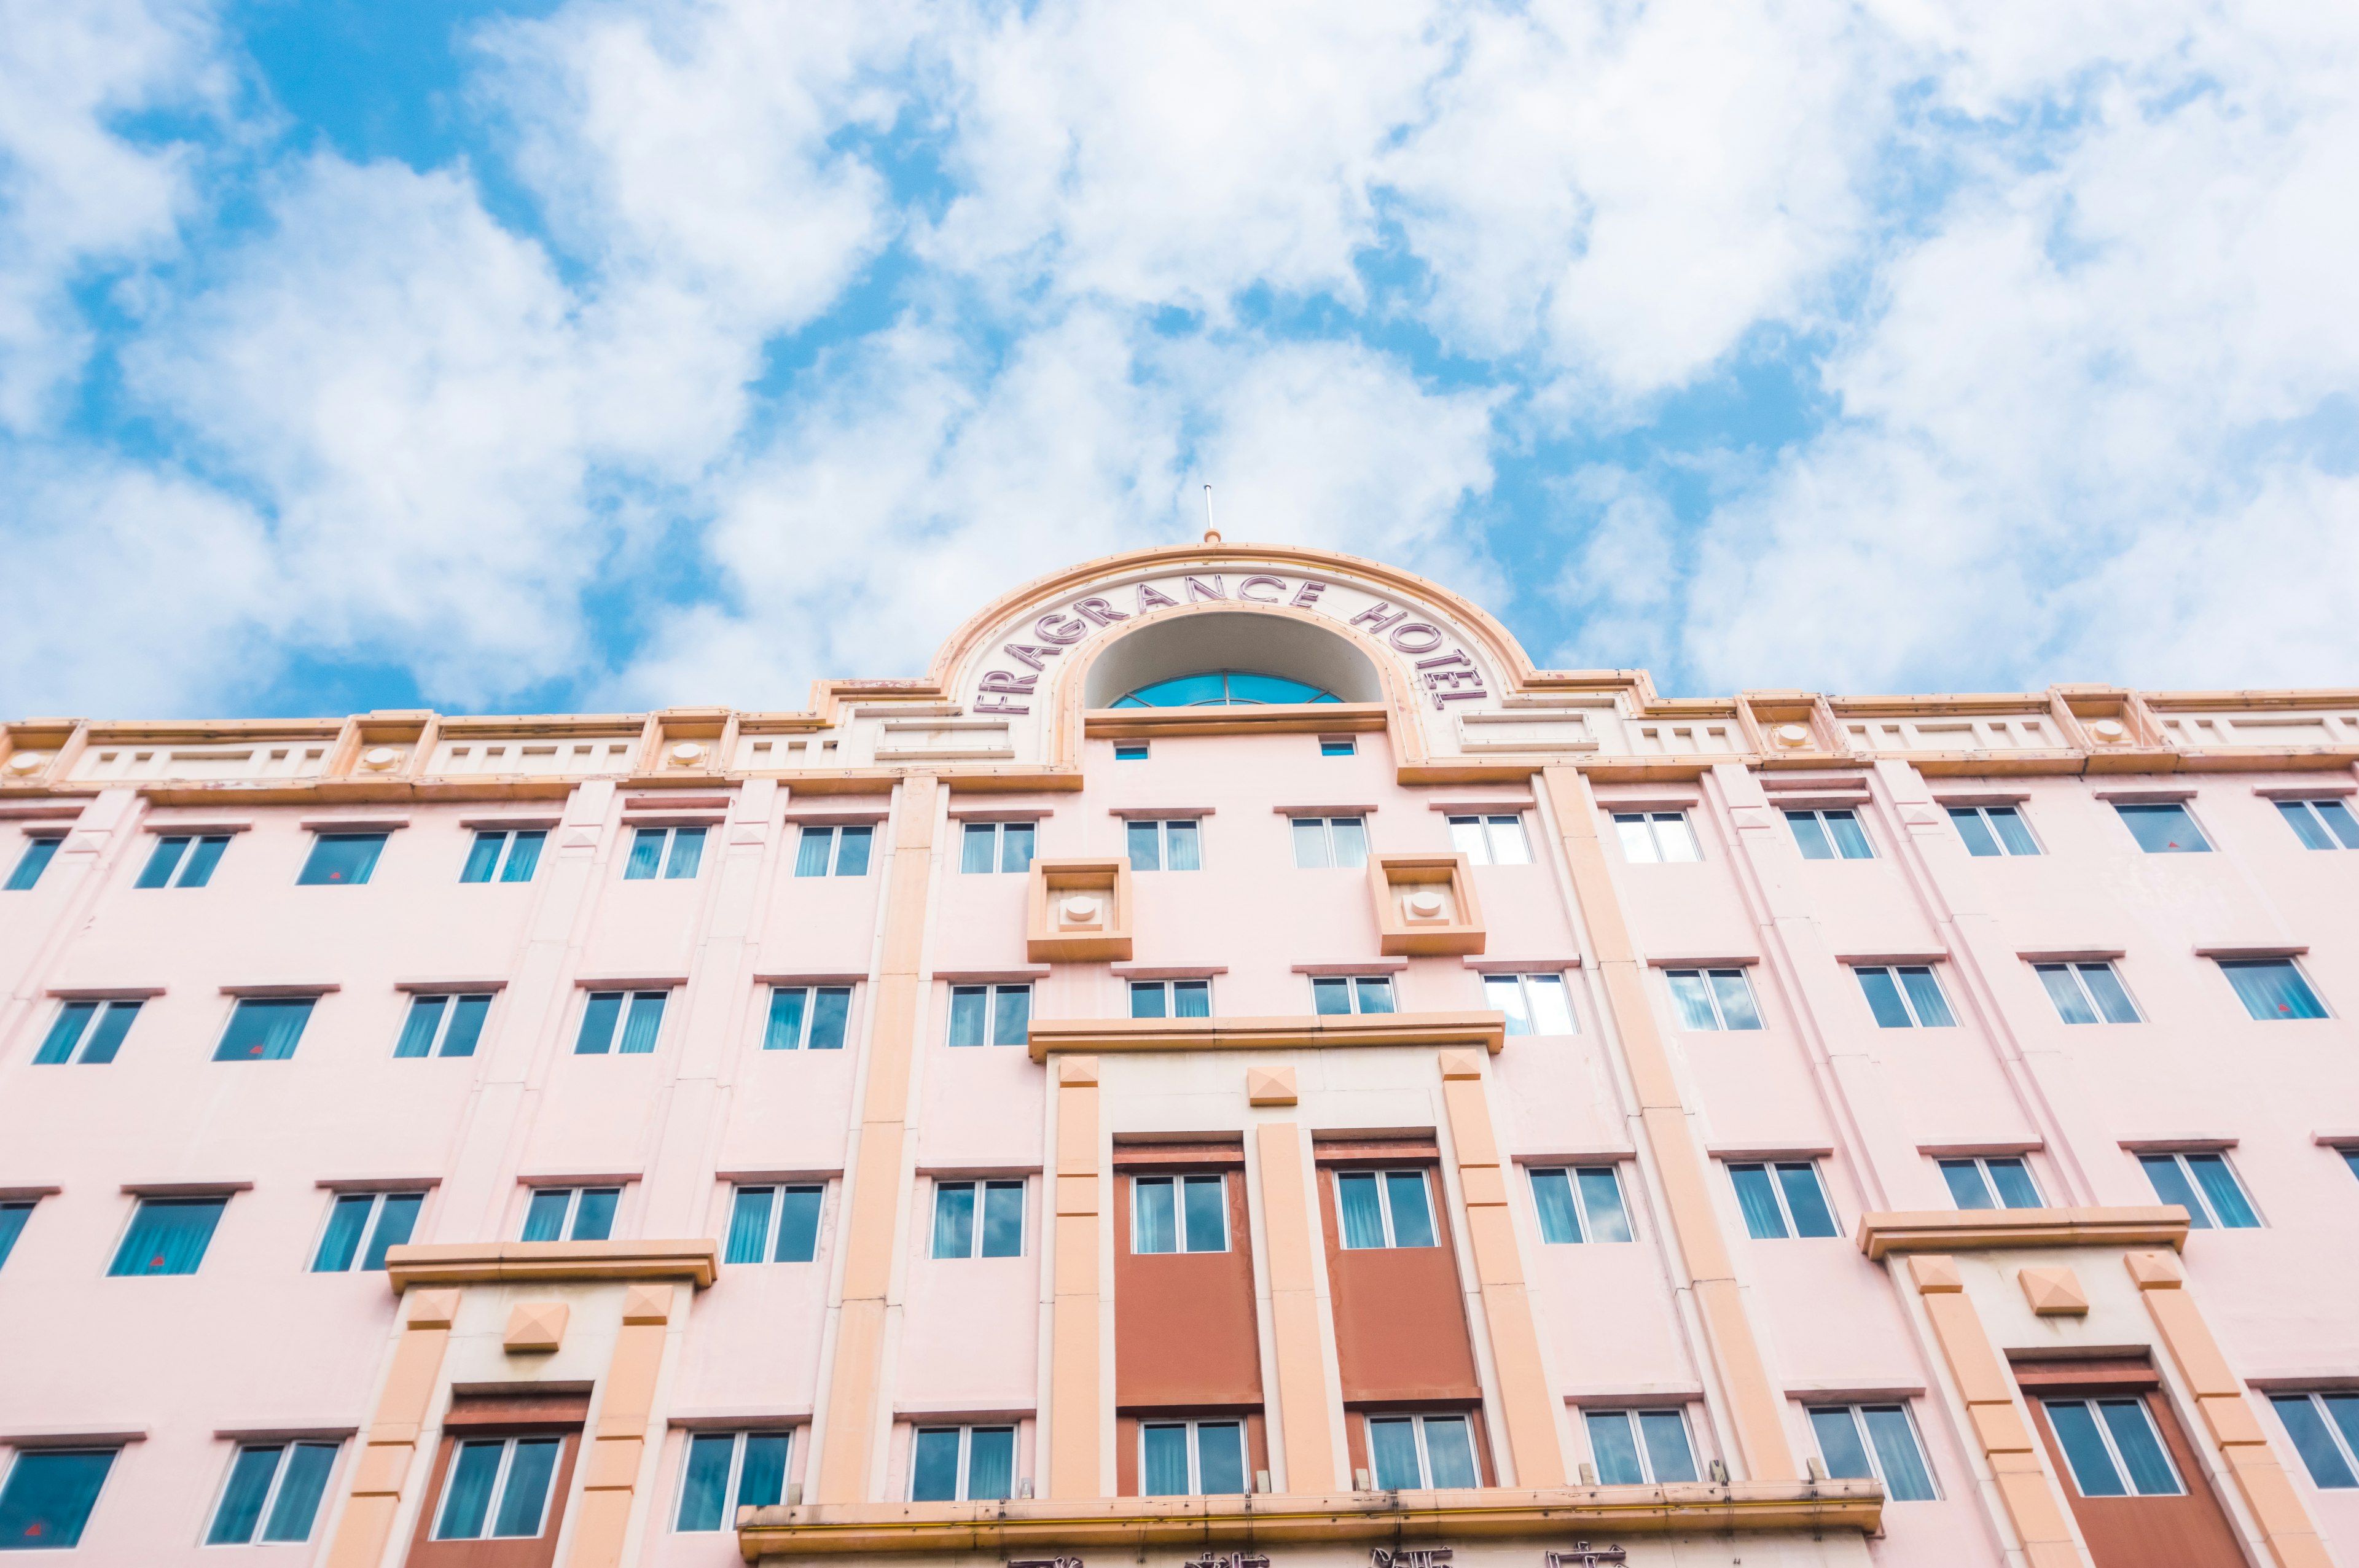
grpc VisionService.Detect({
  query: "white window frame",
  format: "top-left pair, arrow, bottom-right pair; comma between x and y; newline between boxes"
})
1664,968 -> 1761,1031
1333,1168 -> 1436,1250
1137,1418 -> 1247,1494
311,1190 -> 426,1273
1363,1412 -> 1479,1488
2278,797 -> 2359,851
796,823 -> 874,876
1484,972 -> 1576,1035
1613,812 -> 1700,863
1113,743 -> 1149,762
1786,808 -> 1876,859
1807,1403 -> 1939,1500
520,1185 -> 621,1242
1289,815 -> 1368,869
1528,1165 -> 1631,1244
673,1429 -> 793,1532
574,989 -> 670,1055
1852,965 -> 1957,1028
1447,814 -> 1532,865
1946,804 -> 2041,856
1935,1156 -> 2043,1210
2271,1392 -> 2359,1488
764,985 -> 853,1051
6,833 -> 64,890
138,832 -> 232,888
959,820 -> 1036,874
396,991 -> 494,1058
2216,957 -> 2331,1021
1728,1160 -> 1838,1239
622,824 -> 708,881
1128,979 -> 1211,1018
1130,1172 -> 1228,1254
1580,1408 -> 1696,1484
1125,818 -> 1203,872
431,1435 -> 561,1540
947,984 -> 1031,1047
461,829 -> 544,883
1310,975 -> 1396,1015
2138,1151 -> 2262,1228
931,1178 -> 1027,1260
2044,1397 -> 2185,1497
2034,961 -> 2142,1024
727,1184 -> 825,1265
907,1425 -> 1017,1502
206,1440 -> 343,1544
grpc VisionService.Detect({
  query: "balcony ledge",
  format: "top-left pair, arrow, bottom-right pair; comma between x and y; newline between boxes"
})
1855,1206 -> 2189,1260
1025,1011 -> 1506,1064
384,1238 -> 719,1291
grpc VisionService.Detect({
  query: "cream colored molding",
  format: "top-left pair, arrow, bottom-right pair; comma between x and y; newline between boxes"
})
383,1239 -> 718,1290
1855,1206 -> 2188,1260
1024,1010 -> 1506,1064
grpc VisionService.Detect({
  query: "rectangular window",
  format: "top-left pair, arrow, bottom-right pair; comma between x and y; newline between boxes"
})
312,1191 -> 424,1272
1310,975 -> 1395,1016
520,1187 -> 619,1242
1947,805 -> 2040,857
1132,1174 -> 1227,1254
2270,1392 -> 2359,1489
947,985 -> 1031,1047
931,1179 -> 1025,1259
1582,1408 -> 1697,1484
5,836 -> 61,891
1665,969 -> 1762,1031
1530,1166 -> 1632,1244
1448,814 -> 1532,865
1807,1405 -> 1936,1500
2115,802 -> 2210,853
432,1435 -> 564,1540
724,1185 -> 823,1265
1853,965 -> 1958,1028
461,829 -> 545,883
136,833 -> 231,888
1366,1413 -> 1479,1489
297,832 -> 386,886
0,1202 -> 31,1271
1484,972 -> 1576,1036
794,824 -> 873,877
1335,1169 -> 1436,1249
1129,980 -> 1210,1019
2277,798 -> 2359,851
1289,815 -> 1368,869
909,1426 -> 1015,1501
1140,1419 -> 1247,1496
206,1440 -> 340,1544
675,1430 -> 789,1531
575,990 -> 669,1055
394,993 -> 492,1059
1320,739 -> 1357,758
2045,1398 -> 2183,1497
0,1448 -> 116,1549
1125,819 -> 1202,872
33,999 -> 140,1065
764,986 -> 851,1050
1786,809 -> 1873,860
2035,962 -> 2142,1024
624,825 -> 707,881
214,997 -> 316,1061
109,1195 -> 228,1276
1613,812 -> 1700,863
960,821 -> 1036,874
1114,744 -> 1149,762
2218,958 -> 2328,1020
2138,1152 -> 2259,1229
1937,1156 -> 2043,1211
1729,1162 -> 1839,1239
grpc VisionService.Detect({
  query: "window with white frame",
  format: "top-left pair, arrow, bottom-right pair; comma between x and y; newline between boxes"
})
933,1179 -> 1024,1258
2044,1398 -> 2183,1497
1320,738 -> 1356,757
1854,965 -> 1958,1028
109,1195 -> 227,1275
2271,1392 -> 2359,1489
726,1185 -> 823,1264
947,985 -> 1030,1047
1614,812 -> 1700,863
214,997 -> 316,1061
624,825 -> 706,880
297,832 -> 386,886
676,1430 -> 789,1531
1530,1166 -> 1632,1244
1786,809 -> 1873,860
765,986 -> 851,1050
521,1186 -> 618,1242
33,999 -> 141,1065
2035,962 -> 2141,1024
1448,814 -> 1531,865
2138,1152 -> 2259,1229
910,1426 -> 1015,1501
4,835 -> 62,891
1582,1408 -> 1697,1484
2218,958 -> 2328,1021
206,1440 -> 340,1544
575,990 -> 668,1055
1947,805 -> 2040,857
461,829 -> 544,883
395,993 -> 492,1058
1289,815 -> 1367,868
1132,1174 -> 1226,1254
1311,975 -> 1395,1016
1334,1169 -> 1437,1249
1126,818 -> 1202,871
313,1191 -> 424,1272
1140,1419 -> 1246,1496
1807,1405 -> 1936,1500
0,1200 -> 32,1272
961,821 -> 1036,874
1485,973 -> 1575,1035
1365,1413 -> 1479,1488
1665,969 -> 1762,1031
1114,743 -> 1149,762
137,833 -> 231,887
1130,980 -> 1209,1019
1936,1156 -> 2041,1211
794,824 -> 873,877
2277,798 -> 2359,851
0,1448 -> 117,1548
2115,802 -> 2210,853
432,1435 -> 564,1540
1729,1161 -> 1839,1239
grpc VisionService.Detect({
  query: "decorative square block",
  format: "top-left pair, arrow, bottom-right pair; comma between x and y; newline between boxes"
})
1246,1065 -> 1297,1106
1369,853 -> 1486,956
2019,1265 -> 2089,1316
1026,858 -> 1133,962
504,1300 -> 569,1352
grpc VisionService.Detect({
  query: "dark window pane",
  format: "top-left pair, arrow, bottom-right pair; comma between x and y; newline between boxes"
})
1731,1164 -> 1786,1238
208,1445 -> 281,1544
1577,1168 -> 1632,1242
1174,980 -> 1210,1018
2142,1155 -> 2210,1228
1808,1408 -> 1872,1481
2221,959 -> 2326,1021
396,996 -> 447,1059
261,1443 -> 337,1542
1368,1418 -> 1422,1489
0,1449 -> 115,1548
1584,1411 -> 1643,1484
576,993 -> 623,1054
1337,1172 -> 1385,1249
2099,1400 -> 2180,1495
617,992 -> 666,1054
2273,1397 -> 2358,1489
2116,802 -> 2210,853
297,834 -> 385,886
1777,1164 -> 1837,1237
1133,1178 -> 1176,1255
1985,1158 -> 2043,1209
980,1182 -> 1025,1257
947,988 -> 987,1047
1987,807 -> 2039,855
33,1002 -> 95,1066
435,1441 -> 502,1539
1786,811 -> 1833,859
2048,1402 -> 2126,1496
570,1188 -> 617,1241
1938,1160 -> 1993,1209
1165,820 -> 1200,870
765,988 -> 807,1051
1423,1416 -> 1478,1488
2186,1153 -> 2258,1228
625,829 -> 665,880
738,1434 -> 789,1509
1638,1410 -> 1698,1482
808,988 -> 850,1050
990,986 -> 1030,1047
1384,1171 -> 1435,1247
1130,983 -> 1167,1020
794,828 -> 833,878
499,830 -> 542,883
1181,1176 -> 1226,1252
1354,977 -> 1395,1014
910,1430 -> 961,1500
1708,971 -> 1762,1029
964,1428 -> 1014,1500
362,1195 -> 421,1270
726,1189 -> 773,1264
138,837 -> 190,888
2317,799 -> 2359,848
441,995 -> 490,1057
179,835 -> 229,887
1949,809 -> 2000,857
933,1184 -> 975,1258
2078,964 -> 2140,1024
1825,811 -> 1872,858
491,1438 -> 559,1536
775,1187 -> 823,1262
313,1195 -> 374,1271
461,833 -> 504,883
0,1204 -> 31,1270
6,837 -> 61,891
1898,967 -> 1956,1026
1196,1423 -> 1246,1494
521,1189 -> 570,1242
2036,964 -> 2099,1024
1127,821 -> 1160,872
110,1197 -> 225,1275
663,826 -> 705,879
834,825 -> 872,875
1856,969 -> 1912,1028
676,1433 -> 735,1530
216,997 -> 314,1061
1312,978 -> 1351,1015
77,1002 -> 137,1065
1861,1407 -> 1935,1500
1532,1171 -> 1581,1244
1001,822 -> 1035,872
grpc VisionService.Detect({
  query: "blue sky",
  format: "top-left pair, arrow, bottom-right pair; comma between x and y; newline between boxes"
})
2,0 -> 2354,721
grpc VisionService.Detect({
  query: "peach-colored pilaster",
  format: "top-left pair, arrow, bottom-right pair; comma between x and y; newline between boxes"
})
815,775 -> 940,1504
1049,1055 -> 1103,1498
324,1287 -> 460,1568
1906,1256 -> 2084,1568
1253,1120 -> 1337,1495
1438,1050 -> 1564,1487
2126,1250 -> 2333,1568
563,1282 -> 676,1568
1539,765 -> 1796,1481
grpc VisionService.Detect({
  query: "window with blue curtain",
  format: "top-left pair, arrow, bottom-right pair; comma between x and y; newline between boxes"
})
1786,809 -> 1874,859
2271,1393 -> 2359,1488
311,1192 -> 423,1272
2045,1399 -> 2182,1497
110,1196 -> 228,1275
2035,962 -> 2142,1024
34,999 -> 140,1064
1530,1167 -> 1632,1244
960,821 -> 1036,873
1130,1174 -> 1226,1254
461,829 -> 545,883
726,1185 -> 823,1265
909,1427 -> 1014,1502
2114,802 -> 2210,852
0,1448 -> 117,1548
1126,819 -> 1202,872
931,1180 -> 1023,1258
5,835 -> 61,891
947,985 -> 1030,1047
2218,959 -> 2328,1020
520,1187 -> 619,1242
433,1436 -> 563,1540
136,833 -> 231,887
1947,805 -> 2040,857
394,993 -> 492,1058
296,833 -> 386,885
0,1201 -> 33,1271
1583,1409 -> 1697,1484
765,986 -> 851,1050
1807,1405 -> 1936,1500
1334,1169 -> 1436,1249
575,991 -> 668,1054
675,1431 -> 789,1531
2139,1153 -> 2259,1228
1853,966 -> 1958,1028
624,825 -> 705,880
1938,1157 -> 2043,1210
1139,1421 -> 1245,1496
206,1441 -> 340,1544
794,824 -> 873,877
214,997 -> 315,1061
1665,969 -> 1762,1030
1729,1162 -> 1838,1239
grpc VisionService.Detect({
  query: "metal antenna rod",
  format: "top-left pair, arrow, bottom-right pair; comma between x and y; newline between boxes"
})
1202,484 -> 1221,544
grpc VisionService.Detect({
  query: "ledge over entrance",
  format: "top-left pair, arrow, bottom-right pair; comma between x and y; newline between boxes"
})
384,1238 -> 719,1290
1853,1206 -> 2188,1260
1025,1010 -> 1506,1064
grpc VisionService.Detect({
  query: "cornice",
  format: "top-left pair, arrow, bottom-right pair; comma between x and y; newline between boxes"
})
1025,1010 -> 1506,1064
383,1238 -> 718,1290
1854,1206 -> 2189,1260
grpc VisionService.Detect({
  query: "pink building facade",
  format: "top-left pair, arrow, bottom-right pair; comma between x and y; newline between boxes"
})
1,540 -> 2356,1568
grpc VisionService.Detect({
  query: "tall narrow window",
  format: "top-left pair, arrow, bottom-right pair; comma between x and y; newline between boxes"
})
214,997 -> 316,1061
110,1196 -> 229,1276
1530,1166 -> 1632,1244
1786,809 -> 1874,860
2271,1392 -> 2359,1489
961,821 -> 1037,873
0,1201 -> 34,1271
461,829 -> 545,883
313,1191 -> 424,1272
1125,819 -> 1202,871
2218,959 -> 2328,1020
1335,1169 -> 1436,1249
2115,802 -> 2210,853
794,824 -> 873,877
432,1435 -> 564,1540
725,1185 -> 823,1264
909,1426 -> 1015,1501
1366,1414 -> 1479,1488
0,1448 -> 117,1548
136,833 -> 232,887
206,1441 -> 340,1544
1729,1162 -> 1839,1239
1310,976 -> 1395,1015
2277,798 -> 2359,851
1485,973 -> 1575,1035
764,986 -> 851,1050
931,1180 -> 1025,1258
1853,965 -> 1958,1028
2138,1152 -> 2260,1228
1140,1420 -> 1247,1496
1807,1405 -> 1936,1500
1948,805 -> 2040,856
5,835 -> 61,891
1289,816 -> 1367,869
1129,980 -> 1210,1018
394,993 -> 492,1058
575,990 -> 669,1054
1132,1174 -> 1227,1254
2045,1399 -> 2183,1497
1448,814 -> 1532,865
1665,969 -> 1762,1031
1937,1156 -> 2043,1210
520,1187 -> 619,1242
1614,813 -> 1700,863
676,1430 -> 789,1531
2035,962 -> 2142,1024
623,825 -> 706,880
297,833 -> 386,885
1583,1409 -> 1697,1484
33,999 -> 140,1064
946,985 -> 1030,1047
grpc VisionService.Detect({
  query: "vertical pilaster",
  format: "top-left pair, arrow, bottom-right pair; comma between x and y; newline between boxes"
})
324,1287 -> 458,1568
565,1282 -> 677,1568
1253,1120 -> 1338,1494
1049,1054 -> 1103,1497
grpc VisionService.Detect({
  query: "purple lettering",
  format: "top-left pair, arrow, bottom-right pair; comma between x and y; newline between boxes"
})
1348,601 -> 1409,636
1432,688 -> 1488,708
1002,642 -> 1066,673
1291,580 -> 1329,608
1415,652 -> 1471,670
1423,667 -> 1484,692
1072,596 -> 1127,626
1034,612 -> 1087,645
980,671 -> 1038,695
1184,575 -> 1226,603
1388,622 -> 1446,654
974,695 -> 1031,716
1136,583 -> 1180,613
1237,575 -> 1287,603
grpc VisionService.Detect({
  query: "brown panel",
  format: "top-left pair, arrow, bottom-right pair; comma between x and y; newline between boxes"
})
1113,1141 -> 1246,1169
1113,1413 -> 1269,1497
402,1429 -> 581,1568
440,1389 -> 592,1430
1114,1172 -> 1264,1407
2023,1371 -> 2244,1568
1315,1166 -> 1480,1403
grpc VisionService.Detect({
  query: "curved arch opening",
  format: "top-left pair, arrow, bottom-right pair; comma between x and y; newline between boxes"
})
1082,610 -> 1383,711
